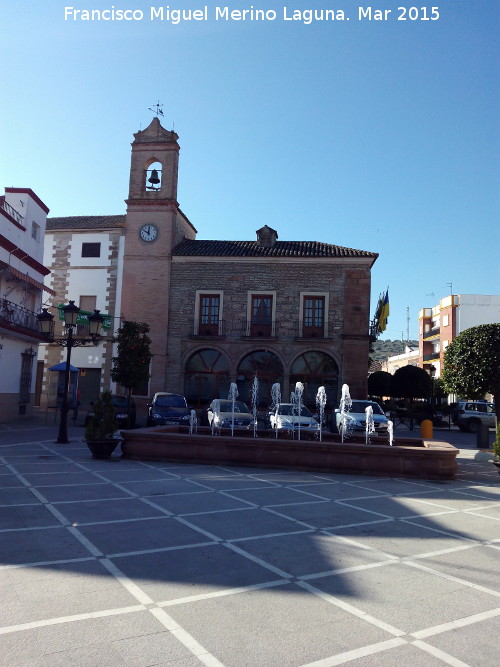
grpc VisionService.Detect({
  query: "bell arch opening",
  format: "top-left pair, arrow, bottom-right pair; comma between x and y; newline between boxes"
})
144,160 -> 162,191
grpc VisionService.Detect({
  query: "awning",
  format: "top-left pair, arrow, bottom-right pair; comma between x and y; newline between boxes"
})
48,363 -> 80,372
6,265 -> 55,295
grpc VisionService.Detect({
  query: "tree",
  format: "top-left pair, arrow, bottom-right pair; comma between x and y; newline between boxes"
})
392,365 -> 432,402
368,371 -> 393,399
111,321 -> 152,426
442,323 -> 500,422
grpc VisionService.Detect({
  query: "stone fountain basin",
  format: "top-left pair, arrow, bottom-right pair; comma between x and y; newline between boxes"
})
120,426 -> 458,480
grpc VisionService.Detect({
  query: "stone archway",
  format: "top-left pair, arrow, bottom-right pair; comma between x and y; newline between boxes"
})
236,350 -> 284,407
290,351 -> 339,410
184,349 -> 230,407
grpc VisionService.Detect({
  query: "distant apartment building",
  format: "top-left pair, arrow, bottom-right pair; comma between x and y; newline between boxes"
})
382,345 -> 419,374
0,187 -> 53,421
419,294 -> 500,377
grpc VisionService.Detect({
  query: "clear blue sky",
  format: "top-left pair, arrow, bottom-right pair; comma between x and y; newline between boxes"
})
2,1 -> 498,340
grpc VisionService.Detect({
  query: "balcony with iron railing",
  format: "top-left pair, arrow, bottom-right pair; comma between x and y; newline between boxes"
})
423,352 -> 440,362
189,319 -> 226,338
423,327 -> 440,340
1,198 -> 25,226
239,320 -> 278,338
0,298 -> 45,340
295,320 -> 333,340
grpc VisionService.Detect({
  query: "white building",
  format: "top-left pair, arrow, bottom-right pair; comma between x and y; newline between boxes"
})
0,187 -> 53,420
38,216 -> 124,409
382,345 -> 419,374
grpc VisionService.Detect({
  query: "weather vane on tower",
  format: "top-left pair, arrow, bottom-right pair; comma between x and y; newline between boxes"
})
148,101 -> 164,118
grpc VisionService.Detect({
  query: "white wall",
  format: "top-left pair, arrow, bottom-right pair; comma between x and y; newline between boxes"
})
457,294 -> 500,333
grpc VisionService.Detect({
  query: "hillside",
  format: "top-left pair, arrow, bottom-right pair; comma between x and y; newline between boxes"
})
371,339 -> 418,362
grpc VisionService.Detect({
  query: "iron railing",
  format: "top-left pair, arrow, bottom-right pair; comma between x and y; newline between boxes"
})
423,327 -> 440,339
0,298 -> 40,335
191,319 -> 226,337
238,320 -> 278,337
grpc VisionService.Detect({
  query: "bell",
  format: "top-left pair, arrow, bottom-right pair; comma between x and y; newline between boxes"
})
148,169 -> 160,186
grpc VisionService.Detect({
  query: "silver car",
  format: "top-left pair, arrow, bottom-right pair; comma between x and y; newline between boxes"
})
270,403 -> 320,433
335,400 -> 389,433
207,399 -> 256,430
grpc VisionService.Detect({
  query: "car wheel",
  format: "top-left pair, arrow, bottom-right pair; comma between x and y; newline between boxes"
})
468,419 -> 481,434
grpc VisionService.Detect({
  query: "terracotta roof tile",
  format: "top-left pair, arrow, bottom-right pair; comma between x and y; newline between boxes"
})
47,215 -> 126,230
172,239 -> 378,259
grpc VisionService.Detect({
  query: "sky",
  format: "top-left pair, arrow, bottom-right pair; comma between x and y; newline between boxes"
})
1,1 -> 499,340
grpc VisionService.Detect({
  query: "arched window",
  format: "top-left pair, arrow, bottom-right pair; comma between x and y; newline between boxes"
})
184,349 -> 230,407
237,350 -> 284,406
290,351 -> 339,409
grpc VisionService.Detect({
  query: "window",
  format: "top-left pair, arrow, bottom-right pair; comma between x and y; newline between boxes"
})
442,314 -> 449,327
31,221 -> 40,240
78,296 -> 96,335
303,296 -> 325,338
82,242 -> 101,258
198,294 -> 220,336
19,350 -> 35,406
79,296 -> 97,312
251,294 -> 273,336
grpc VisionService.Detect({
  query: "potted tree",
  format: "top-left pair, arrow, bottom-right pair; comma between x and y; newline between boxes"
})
85,390 -> 121,459
111,321 -> 152,428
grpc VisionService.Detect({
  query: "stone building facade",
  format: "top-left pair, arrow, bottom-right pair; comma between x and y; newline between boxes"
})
167,237 -> 376,408
42,117 -> 378,413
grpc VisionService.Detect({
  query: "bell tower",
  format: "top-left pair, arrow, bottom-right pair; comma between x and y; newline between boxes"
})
121,117 -> 196,397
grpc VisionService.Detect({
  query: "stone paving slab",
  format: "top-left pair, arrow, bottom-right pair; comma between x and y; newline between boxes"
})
0,421 -> 499,666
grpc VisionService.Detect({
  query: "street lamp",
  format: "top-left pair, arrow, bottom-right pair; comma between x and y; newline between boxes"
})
37,301 -> 104,444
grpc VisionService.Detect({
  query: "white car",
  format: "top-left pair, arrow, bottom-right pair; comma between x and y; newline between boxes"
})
270,403 -> 319,433
451,401 -> 496,432
207,399 -> 256,430
335,400 -> 389,433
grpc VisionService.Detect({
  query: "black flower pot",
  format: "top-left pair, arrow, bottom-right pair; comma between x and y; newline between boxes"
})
86,439 -> 121,460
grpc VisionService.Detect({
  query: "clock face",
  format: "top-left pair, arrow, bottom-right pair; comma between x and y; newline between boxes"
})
139,224 -> 158,242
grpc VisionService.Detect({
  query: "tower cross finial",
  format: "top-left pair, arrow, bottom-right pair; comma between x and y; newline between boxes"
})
148,101 -> 164,118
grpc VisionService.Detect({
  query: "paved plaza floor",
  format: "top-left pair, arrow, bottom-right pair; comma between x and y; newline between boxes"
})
1,417 -> 499,666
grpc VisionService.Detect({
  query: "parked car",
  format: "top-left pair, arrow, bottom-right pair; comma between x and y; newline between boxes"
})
147,392 -> 190,427
269,403 -> 319,434
207,399 -> 256,430
85,394 -> 136,428
451,401 -> 496,432
334,400 -> 389,434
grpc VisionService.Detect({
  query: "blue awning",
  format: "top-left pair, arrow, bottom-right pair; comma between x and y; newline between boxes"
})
48,363 -> 80,372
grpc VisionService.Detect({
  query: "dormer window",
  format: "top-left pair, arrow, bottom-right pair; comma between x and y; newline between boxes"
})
256,225 -> 278,248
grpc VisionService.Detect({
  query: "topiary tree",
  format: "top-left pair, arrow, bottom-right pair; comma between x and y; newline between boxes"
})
111,321 -> 152,427
393,365 -> 432,402
441,323 -> 500,423
368,371 -> 393,400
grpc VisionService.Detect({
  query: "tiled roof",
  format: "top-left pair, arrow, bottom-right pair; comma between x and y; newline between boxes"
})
172,239 -> 378,259
46,215 -> 126,230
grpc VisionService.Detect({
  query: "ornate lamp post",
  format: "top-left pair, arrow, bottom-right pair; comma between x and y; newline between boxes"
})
37,301 -> 104,444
